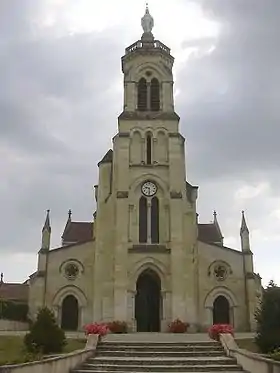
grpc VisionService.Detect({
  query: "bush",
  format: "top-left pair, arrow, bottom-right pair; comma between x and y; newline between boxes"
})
24,307 -> 66,354
84,322 -> 108,336
208,324 -> 234,341
0,300 -> 28,322
269,349 -> 280,361
107,321 -> 128,334
168,319 -> 189,333
255,280 -> 280,353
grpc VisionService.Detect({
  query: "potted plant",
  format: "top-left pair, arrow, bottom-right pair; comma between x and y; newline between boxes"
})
168,319 -> 189,333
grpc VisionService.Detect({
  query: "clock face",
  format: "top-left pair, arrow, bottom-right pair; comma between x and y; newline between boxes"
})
141,181 -> 157,197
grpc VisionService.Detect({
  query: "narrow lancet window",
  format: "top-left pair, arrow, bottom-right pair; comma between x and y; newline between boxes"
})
150,78 -> 160,111
151,197 -> 159,243
146,134 -> 152,165
138,78 -> 148,111
139,197 -> 148,243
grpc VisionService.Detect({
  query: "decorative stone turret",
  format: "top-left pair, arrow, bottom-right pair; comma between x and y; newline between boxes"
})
213,210 -> 224,245
240,210 -> 256,331
41,209 -> 51,251
37,210 -> 51,306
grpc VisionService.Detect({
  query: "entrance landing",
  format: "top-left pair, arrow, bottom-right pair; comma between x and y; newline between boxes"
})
103,332 -> 212,342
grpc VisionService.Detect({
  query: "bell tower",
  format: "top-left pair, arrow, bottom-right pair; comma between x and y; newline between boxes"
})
93,5 -> 198,327
119,4 -> 179,128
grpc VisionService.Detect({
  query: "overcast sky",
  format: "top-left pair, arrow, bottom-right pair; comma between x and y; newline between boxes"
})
0,0 -> 279,286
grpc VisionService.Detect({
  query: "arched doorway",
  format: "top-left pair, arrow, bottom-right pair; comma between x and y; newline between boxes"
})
61,295 -> 79,331
135,269 -> 161,332
213,295 -> 230,324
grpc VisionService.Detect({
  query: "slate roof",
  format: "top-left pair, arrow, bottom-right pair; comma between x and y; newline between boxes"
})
62,222 -> 93,244
61,220 -> 221,246
197,223 -> 223,244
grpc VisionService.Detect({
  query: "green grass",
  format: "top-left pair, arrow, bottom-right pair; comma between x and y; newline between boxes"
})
0,336 -> 86,366
235,338 -> 259,353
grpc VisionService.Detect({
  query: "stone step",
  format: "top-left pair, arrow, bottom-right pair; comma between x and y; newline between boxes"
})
74,371 -> 243,373
74,364 -> 243,372
88,356 -> 236,366
101,341 -> 219,348
98,345 -> 224,352
95,350 -> 224,357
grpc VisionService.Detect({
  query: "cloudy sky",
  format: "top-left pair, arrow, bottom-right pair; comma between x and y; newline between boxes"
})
0,0 -> 279,286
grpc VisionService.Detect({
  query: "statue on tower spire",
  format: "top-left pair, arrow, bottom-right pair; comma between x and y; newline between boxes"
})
141,3 -> 154,34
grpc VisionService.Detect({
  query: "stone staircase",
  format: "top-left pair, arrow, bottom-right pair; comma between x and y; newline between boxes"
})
72,334 -> 245,373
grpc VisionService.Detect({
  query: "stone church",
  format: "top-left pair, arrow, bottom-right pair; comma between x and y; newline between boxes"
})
28,6 -> 262,333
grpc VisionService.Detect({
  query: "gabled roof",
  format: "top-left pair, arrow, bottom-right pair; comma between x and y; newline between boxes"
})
0,283 -> 29,302
198,223 -> 223,244
62,221 -> 93,243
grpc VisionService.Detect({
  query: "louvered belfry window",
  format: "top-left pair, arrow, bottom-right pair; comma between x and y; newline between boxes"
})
150,78 -> 160,111
137,78 -> 148,111
137,76 -> 160,111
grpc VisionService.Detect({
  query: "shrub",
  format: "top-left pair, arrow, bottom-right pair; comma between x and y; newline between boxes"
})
255,280 -> 280,353
208,324 -> 234,341
168,319 -> 189,333
24,307 -> 66,354
84,322 -> 108,336
107,321 -> 128,334
269,349 -> 280,361
0,300 -> 28,322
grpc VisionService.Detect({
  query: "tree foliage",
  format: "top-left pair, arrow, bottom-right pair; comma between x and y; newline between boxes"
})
0,300 -> 28,322
255,280 -> 280,353
24,307 -> 66,354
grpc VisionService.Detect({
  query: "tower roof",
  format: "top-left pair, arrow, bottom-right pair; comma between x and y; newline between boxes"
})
240,210 -> 249,234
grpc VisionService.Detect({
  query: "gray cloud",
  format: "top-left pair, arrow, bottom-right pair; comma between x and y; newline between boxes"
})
0,0 -> 279,285
177,0 -> 280,181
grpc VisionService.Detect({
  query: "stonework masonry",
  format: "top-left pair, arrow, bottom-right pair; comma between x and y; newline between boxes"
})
27,6 -> 262,333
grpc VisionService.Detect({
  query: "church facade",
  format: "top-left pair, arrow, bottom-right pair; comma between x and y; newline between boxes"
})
28,7 -> 262,333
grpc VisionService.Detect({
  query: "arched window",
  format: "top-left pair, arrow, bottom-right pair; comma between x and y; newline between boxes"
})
137,78 -> 148,111
151,197 -> 159,243
150,78 -> 160,111
139,197 -> 148,243
146,134 -> 152,165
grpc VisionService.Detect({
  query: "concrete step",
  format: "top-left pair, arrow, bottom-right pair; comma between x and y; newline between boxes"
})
101,341 -> 220,348
89,356 -> 236,366
72,338 -> 245,373
95,350 -> 224,357
98,345 -> 224,353
74,364 -> 243,372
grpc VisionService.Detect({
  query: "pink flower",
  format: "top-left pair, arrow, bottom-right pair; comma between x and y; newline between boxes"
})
208,324 -> 234,341
84,322 -> 109,336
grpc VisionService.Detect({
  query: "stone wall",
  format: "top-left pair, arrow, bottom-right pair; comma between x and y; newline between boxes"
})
220,333 -> 280,373
0,334 -> 99,373
0,320 -> 28,331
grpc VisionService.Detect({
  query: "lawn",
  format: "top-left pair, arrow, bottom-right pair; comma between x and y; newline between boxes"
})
0,336 -> 86,366
235,338 -> 259,353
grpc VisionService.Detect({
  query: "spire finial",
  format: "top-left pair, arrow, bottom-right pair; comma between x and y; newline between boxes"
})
68,209 -> 72,220
141,2 -> 154,34
240,210 -> 249,234
42,209 -> 51,232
